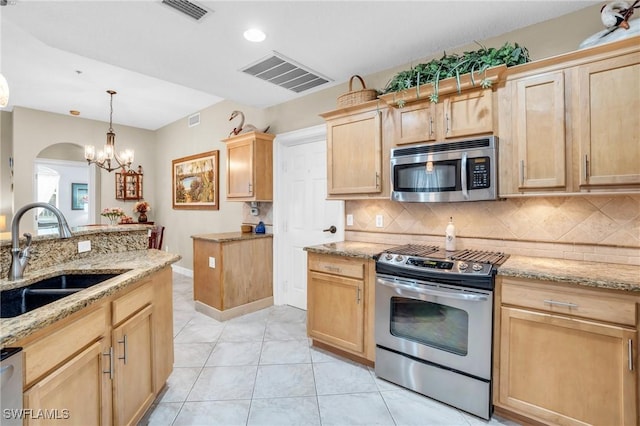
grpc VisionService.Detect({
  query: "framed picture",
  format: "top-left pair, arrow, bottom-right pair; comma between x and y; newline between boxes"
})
172,150 -> 219,210
71,183 -> 88,210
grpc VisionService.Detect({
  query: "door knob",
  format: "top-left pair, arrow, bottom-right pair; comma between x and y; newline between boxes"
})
323,226 -> 337,234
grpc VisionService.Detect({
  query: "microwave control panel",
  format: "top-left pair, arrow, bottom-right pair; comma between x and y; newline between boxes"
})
468,157 -> 491,189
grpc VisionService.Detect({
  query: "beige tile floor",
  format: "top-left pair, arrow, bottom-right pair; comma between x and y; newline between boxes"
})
140,272 -> 520,426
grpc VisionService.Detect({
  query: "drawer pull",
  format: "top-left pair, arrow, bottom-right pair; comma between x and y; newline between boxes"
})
324,266 -> 341,273
103,347 -> 114,380
118,335 -> 128,364
629,339 -> 634,372
543,299 -> 578,309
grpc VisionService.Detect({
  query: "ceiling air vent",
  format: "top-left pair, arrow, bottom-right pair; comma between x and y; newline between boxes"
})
241,52 -> 332,93
188,113 -> 200,127
162,0 -> 209,21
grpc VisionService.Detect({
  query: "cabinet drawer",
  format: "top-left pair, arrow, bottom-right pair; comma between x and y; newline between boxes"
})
24,306 -> 107,387
309,254 -> 365,279
501,278 -> 636,326
112,280 -> 154,325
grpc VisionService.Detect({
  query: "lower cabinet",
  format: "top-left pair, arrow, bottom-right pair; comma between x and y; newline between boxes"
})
18,267 -> 174,426
495,276 -> 638,425
306,252 -> 375,362
23,339 -> 112,425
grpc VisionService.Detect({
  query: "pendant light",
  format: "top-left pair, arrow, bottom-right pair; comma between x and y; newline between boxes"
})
84,90 -> 134,172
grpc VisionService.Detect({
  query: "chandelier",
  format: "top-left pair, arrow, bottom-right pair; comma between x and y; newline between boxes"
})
84,90 -> 134,172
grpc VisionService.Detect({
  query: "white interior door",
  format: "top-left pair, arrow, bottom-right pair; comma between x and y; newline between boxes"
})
274,126 -> 344,310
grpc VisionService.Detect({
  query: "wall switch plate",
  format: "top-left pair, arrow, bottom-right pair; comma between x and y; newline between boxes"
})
208,257 -> 216,268
78,240 -> 91,253
346,214 -> 354,226
375,215 -> 384,228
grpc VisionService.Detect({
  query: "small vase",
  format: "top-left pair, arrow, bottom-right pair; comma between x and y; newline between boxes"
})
138,212 -> 148,223
109,217 -> 117,225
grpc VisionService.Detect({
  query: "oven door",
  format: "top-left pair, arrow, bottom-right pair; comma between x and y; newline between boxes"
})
375,274 -> 493,379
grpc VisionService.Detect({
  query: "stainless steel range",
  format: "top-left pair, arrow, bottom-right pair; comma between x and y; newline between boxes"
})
374,244 -> 508,420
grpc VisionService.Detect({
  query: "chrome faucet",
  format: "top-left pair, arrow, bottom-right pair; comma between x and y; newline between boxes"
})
9,202 -> 73,280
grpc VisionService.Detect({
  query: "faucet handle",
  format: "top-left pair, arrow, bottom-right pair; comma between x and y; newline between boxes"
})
20,233 -> 33,260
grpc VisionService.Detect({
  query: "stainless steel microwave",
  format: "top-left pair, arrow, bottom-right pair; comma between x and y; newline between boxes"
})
390,136 -> 498,202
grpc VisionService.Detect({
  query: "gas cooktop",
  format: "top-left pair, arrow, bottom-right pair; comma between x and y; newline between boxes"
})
376,244 -> 509,277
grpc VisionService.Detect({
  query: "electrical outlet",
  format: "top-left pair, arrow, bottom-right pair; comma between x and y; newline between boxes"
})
78,240 -> 91,253
346,214 -> 354,226
208,257 -> 216,268
375,215 -> 384,228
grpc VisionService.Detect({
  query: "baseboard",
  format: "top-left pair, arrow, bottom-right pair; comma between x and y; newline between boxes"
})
171,264 -> 193,277
195,297 -> 273,321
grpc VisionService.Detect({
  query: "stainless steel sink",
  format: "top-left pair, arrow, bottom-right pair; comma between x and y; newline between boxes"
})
0,273 -> 123,318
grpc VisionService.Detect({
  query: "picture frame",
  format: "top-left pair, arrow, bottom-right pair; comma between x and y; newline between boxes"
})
172,150 -> 219,210
71,183 -> 88,210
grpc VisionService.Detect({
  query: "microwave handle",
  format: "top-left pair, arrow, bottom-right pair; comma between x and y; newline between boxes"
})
461,152 -> 469,199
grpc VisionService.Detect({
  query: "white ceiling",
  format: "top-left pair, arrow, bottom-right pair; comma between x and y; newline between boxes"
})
0,0 -> 598,130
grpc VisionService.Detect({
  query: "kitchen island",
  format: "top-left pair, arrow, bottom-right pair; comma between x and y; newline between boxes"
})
0,225 -> 181,425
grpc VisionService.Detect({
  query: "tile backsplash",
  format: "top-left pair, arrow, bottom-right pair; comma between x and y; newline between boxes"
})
345,195 -> 640,265
242,202 -> 273,227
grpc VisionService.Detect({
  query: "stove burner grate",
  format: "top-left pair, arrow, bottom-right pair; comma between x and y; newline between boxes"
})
384,244 -> 439,257
450,249 -> 509,266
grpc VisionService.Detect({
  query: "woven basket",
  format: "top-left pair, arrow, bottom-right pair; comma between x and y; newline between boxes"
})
337,75 -> 378,108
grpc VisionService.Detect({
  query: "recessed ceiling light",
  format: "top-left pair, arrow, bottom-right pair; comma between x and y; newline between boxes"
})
69,110 -> 80,116
243,28 -> 266,43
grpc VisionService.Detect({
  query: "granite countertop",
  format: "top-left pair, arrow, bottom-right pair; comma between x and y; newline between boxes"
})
305,241 -> 639,293
498,255 -> 640,292
304,241 -> 394,259
191,232 -> 273,242
0,249 -> 181,347
0,224 -> 154,247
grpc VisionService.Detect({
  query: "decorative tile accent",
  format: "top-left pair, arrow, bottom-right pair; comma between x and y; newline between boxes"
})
344,195 -> 640,264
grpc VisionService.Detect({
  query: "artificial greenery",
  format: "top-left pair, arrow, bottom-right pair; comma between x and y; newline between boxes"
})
383,42 -> 530,105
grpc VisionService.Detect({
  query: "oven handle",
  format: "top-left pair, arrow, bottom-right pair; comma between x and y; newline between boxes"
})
377,277 -> 488,302
461,152 -> 469,200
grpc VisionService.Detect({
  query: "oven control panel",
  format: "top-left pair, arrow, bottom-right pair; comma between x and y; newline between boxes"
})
379,254 -> 493,276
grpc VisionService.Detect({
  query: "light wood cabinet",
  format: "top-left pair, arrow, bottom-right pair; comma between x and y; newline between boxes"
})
499,37 -> 640,196
112,305 -> 154,426
24,340 -> 111,426
223,131 -> 275,201
306,252 -> 375,362
17,267 -> 174,426
394,89 -> 493,145
320,101 -> 391,198
512,71 -> 567,191
193,235 -> 273,321
495,276 -> 638,425
573,52 -> 640,188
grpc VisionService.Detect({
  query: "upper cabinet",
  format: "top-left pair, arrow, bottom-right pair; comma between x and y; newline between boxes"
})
320,101 -> 391,199
573,53 -> 640,188
394,89 -> 494,146
223,131 -> 275,201
499,36 -> 640,196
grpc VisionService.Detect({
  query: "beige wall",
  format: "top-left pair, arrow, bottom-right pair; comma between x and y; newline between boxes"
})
11,107 -> 156,233
153,100 -> 267,268
0,110 -> 12,224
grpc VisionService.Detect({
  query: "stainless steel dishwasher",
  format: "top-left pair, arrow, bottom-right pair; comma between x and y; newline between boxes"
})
1,347 -> 23,426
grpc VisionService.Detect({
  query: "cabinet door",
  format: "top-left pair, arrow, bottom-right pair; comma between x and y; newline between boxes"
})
113,305 -> 155,426
24,340 -> 112,426
514,72 -> 566,190
307,271 -> 364,354
443,89 -> 493,139
576,52 -> 640,187
327,109 -> 382,194
395,101 -> 437,145
227,139 -> 254,198
499,307 -> 636,425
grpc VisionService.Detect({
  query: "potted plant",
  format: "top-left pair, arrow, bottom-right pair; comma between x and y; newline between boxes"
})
380,42 -> 530,107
